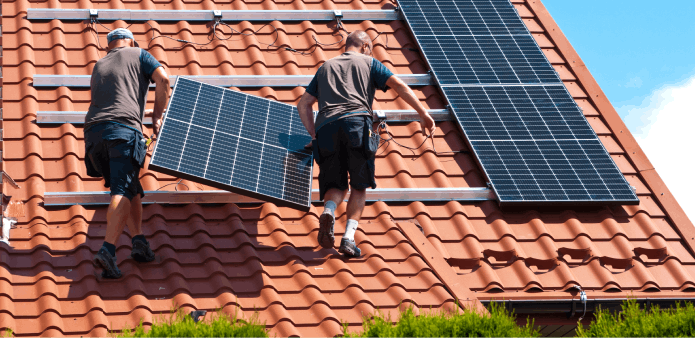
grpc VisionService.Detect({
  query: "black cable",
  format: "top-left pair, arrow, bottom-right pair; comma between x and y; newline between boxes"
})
376,121 -> 463,157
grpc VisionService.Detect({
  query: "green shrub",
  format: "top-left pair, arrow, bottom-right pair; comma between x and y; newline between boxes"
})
117,306 -> 268,338
577,299 -> 695,337
1,328 -> 12,337
343,302 -> 539,337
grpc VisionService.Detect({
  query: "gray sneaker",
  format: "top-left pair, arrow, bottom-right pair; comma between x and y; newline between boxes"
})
339,238 -> 361,258
131,239 -> 155,263
318,210 -> 335,249
94,247 -> 122,279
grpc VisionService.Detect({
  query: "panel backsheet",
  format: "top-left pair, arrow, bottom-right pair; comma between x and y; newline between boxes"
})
150,77 -> 314,209
398,0 -> 638,204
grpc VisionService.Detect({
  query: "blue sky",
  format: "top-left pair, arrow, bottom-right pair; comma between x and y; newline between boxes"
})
543,0 -> 695,220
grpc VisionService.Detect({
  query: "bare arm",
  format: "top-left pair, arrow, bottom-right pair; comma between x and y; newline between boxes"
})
151,67 -> 171,138
386,75 -> 435,136
298,92 -> 318,139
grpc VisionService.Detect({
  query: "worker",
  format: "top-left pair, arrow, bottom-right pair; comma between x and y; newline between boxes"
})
84,28 -> 170,278
297,30 -> 436,257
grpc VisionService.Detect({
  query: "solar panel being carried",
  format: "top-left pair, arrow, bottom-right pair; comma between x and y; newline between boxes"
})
149,77 -> 314,210
398,0 -> 639,205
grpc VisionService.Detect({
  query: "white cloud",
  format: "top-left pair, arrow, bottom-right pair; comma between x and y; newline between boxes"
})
619,75 -> 695,222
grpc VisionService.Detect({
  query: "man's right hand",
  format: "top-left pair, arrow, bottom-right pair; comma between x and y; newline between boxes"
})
419,112 -> 436,137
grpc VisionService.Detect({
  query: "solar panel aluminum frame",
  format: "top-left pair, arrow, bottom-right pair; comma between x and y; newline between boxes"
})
148,77 -> 314,210
396,0 -> 638,206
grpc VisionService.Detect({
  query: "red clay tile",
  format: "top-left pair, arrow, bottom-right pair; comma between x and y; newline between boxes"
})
2,0 -> 694,336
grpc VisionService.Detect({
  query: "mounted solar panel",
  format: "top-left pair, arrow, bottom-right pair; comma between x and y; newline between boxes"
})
149,77 -> 314,210
397,0 -> 639,205
444,85 -> 637,203
398,0 -> 560,85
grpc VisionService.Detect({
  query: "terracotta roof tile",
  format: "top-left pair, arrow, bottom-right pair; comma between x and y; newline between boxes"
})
2,0 -> 694,336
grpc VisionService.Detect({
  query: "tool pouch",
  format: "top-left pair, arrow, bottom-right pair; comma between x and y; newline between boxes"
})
364,118 -> 379,159
133,135 -> 147,168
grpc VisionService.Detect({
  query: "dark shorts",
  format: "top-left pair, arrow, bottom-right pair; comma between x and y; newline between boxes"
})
84,122 -> 147,200
314,116 -> 377,200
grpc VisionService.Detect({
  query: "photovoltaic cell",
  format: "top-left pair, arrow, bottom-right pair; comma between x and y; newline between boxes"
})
150,77 -> 314,209
398,0 -> 559,85
445,85 -> 637,203
397,0 -> 638,205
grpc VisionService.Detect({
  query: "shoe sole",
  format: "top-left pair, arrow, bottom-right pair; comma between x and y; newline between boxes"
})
131,252 -> 155,263
339,244 -> 361,258
318,213 -> 335,249
93,254 -> 121,279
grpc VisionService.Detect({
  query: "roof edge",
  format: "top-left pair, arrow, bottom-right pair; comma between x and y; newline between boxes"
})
528,0 -> 695,252
395,221 -> 487,313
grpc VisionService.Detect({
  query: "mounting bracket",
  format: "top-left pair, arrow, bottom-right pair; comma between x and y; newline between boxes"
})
89,9 -> 98,20
333,10 -> 343,19
212,10 -> 222,20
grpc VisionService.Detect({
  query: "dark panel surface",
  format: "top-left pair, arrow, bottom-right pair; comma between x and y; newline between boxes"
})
397,0 -> 638,205
150,77 -> 314,209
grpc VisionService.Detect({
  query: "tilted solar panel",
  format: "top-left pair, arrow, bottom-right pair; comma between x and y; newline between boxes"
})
149,77 -> 314,209
397,0 -> 638,205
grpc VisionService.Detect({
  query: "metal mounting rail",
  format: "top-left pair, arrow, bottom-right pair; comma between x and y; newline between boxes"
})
43,188 -> 495,206
27,9 -> 400,22
36,109 -> 452,124
33,74 -> 434,88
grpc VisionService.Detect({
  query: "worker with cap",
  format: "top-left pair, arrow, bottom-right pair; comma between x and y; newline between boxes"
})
297,30 -> 436,257
84,28 -> 170,278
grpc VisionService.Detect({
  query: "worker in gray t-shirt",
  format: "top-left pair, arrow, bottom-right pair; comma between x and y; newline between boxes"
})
85,28 -> 171,279
297,30 -> 435,258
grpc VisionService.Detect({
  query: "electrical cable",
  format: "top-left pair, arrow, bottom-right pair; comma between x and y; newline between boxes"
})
375,121 -> 464,157
156,179 -> 190,192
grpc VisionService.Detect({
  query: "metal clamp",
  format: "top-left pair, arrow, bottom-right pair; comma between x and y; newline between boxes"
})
333,10 -> 343,19
89,9 -> 98,19
374,110 -> 387,121
213,10 -> 222,20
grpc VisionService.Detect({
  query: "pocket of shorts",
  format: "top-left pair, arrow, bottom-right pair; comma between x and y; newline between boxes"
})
133,136 -> 147,168
363,120 -> 379,158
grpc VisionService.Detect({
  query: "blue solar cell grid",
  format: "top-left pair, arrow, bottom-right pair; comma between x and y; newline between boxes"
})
397,0 -> 638,204
150,77 -> 314,209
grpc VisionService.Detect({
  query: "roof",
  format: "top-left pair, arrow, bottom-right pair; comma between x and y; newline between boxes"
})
2,0 -> 694,336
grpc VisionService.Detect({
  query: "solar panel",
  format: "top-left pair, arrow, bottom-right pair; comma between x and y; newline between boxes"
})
445,85 -> 638,203
397,0 -> 639,205
398,0 -> 560,85
149,77 -> 314,209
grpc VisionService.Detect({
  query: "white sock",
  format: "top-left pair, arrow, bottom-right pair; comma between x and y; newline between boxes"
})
344,219 -> 359,241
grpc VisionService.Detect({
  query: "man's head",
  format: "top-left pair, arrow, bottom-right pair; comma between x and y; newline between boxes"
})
106,28 -> 138,51
345,30 -> 373,56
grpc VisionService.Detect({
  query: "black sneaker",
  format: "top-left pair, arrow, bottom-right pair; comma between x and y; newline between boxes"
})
338,238 -> 361,258
318,211 -> 335,249
131,239 -> 156,263
94,247 -> 122,279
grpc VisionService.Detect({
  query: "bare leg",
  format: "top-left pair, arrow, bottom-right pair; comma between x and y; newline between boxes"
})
346,188 -> 366,221
323,188 -> 348,211
104,195 -> 131,245
125,194 -> 143,237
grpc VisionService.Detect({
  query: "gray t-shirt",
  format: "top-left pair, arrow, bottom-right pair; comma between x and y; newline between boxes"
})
306,51 -> 394,131
85,47 -> 162,133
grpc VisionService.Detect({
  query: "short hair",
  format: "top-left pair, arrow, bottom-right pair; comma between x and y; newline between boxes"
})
345,30 -> 371,49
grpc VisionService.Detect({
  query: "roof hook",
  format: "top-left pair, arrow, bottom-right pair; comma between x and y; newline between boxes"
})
212,10 -> 222,22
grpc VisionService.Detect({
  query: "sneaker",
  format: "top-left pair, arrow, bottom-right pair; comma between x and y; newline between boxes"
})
338,238 -> 361,258
318,211 -> 335,249
94,247 -> 122,279
131,239 -> 156,263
